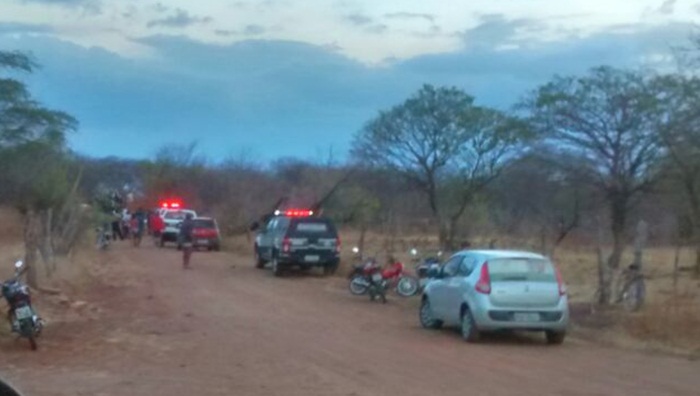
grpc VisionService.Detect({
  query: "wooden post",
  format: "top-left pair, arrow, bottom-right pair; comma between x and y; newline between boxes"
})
595,215 -> 609,305
633,220 -> 648,270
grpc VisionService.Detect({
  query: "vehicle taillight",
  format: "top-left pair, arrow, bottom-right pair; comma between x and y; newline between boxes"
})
475,262 -> 491,294
282,237 -> 291,253
555,267 -> 567,296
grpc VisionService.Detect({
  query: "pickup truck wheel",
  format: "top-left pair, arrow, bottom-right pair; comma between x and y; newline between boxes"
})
271,256 -> 283,277
322,265 -> 333,277
254,250 -> 265,269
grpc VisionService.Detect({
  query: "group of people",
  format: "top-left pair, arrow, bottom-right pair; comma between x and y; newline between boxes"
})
112,208 -> 195,269
110,208 -> 148,245
96,191 -> 195,268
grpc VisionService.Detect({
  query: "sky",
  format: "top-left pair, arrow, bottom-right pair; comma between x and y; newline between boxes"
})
0,0 -> 699,161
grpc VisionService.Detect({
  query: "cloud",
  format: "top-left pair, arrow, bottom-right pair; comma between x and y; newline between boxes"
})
21,0 -> 92,4
20,0 -> 102,13
658,0 -> 677,15
462,14 -> 545,49
214,24 -> 267,37
397,21 -> 694,106
344,13 -> 373,26
342,13 -> 388,34
243,24 -> 266,35
0,22 -> 53,35
0,21 -> 693,160
384,12 -> 435,23
147,8 -> 213,29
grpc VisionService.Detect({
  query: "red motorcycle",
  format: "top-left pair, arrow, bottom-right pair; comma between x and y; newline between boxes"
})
347,253 -> 419,300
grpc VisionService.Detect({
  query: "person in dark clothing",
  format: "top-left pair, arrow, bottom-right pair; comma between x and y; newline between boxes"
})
179,213 -> 195,269
112,215 -> 124,241
131,208 -> 147,247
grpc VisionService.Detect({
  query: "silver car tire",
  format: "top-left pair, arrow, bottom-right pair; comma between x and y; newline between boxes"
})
460,308 -> 479,342
419,299 -> 442,329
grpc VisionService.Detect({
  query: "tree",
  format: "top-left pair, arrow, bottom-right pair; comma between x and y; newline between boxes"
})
352,84 -> 528,249
0,51 -> 77,287
526,66 -> 662,304
488,152 -> 590,256
651,74 -> 700,276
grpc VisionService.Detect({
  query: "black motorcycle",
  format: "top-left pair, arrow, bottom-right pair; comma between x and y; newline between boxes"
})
410,248 -> 442,292
1,261 -> 43,350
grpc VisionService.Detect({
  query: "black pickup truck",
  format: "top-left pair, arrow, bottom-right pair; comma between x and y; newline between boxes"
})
254,212 -> 340,277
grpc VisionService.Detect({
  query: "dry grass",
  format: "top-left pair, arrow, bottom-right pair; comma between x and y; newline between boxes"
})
624,293 -> 700,355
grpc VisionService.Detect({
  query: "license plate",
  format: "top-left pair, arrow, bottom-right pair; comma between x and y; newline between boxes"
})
304,255 -> 320,262
15,306 -> 33,320
197,239 -> 209,245
513,313 -> 540,322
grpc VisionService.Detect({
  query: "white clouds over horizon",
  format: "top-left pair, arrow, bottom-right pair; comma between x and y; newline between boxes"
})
2,0 -> 699,63
0,1 -> 699,160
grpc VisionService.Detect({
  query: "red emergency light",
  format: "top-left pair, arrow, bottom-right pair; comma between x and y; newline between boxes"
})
160,200 -> 183,209
275,209 -> 314,217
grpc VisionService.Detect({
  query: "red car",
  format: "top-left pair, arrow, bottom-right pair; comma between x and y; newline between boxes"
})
178,217 -> 221,251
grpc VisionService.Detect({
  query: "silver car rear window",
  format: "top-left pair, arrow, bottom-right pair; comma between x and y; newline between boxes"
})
488,258 -> 556,282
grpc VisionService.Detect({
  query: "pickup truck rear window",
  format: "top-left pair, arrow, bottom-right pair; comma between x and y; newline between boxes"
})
164,211 -> 196,220
295,223 -> 328,232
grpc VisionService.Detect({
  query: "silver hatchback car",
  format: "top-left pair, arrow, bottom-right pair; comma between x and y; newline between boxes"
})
420,250 -> 569,344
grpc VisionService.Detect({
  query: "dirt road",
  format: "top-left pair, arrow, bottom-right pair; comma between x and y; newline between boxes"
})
1,244 -> 699,396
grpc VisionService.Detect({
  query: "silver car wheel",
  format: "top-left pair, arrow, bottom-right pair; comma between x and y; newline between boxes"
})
420,299 -> 441,329
461,309 -> 479,342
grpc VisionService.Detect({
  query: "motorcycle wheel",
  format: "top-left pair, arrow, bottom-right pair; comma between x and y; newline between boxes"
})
396,276 -> 419,297
349,275 -> 369,295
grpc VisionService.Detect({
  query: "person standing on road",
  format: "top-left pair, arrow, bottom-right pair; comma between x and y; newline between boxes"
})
131,208 -> 147,247
179,213 -> 195,269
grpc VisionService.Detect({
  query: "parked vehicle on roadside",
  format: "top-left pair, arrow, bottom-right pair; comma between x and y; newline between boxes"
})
1,261 -> 44,350
410,248 -> 443,292
347,248 -> 419,298
159,208 -> 198,247
178,217 -> 221,251
420,250 -> 569,345
254,209 -> 340,277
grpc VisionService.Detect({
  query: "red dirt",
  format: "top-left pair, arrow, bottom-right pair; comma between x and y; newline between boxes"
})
1,243 -> 699,396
